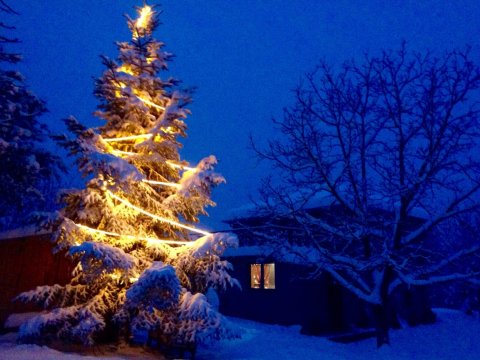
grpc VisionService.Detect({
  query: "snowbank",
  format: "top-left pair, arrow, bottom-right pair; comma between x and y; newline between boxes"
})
1,309 -> 479,359
0,332 -> 162,360
197,308 -> 480,360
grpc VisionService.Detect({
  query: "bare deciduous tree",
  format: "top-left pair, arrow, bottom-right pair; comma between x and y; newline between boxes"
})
252,44 -> 480,346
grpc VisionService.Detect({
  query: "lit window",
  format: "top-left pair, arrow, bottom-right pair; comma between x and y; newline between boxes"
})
263,263 -> 275,289
251,264 -> 261,289
250,263 -> 276,289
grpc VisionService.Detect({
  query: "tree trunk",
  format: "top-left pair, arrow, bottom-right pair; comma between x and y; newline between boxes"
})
374,302 -> 390,347
374,267 -> 394,347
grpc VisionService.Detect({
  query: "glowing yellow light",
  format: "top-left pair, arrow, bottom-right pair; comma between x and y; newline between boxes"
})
166,161 -> 196,172
109,272 -> 120,280
142,179 -> 181,188
113,82 -> 127,98
108,77 -> 166,111
116,65 -> 135,76
103,134 -> 152,142
74,222 -> 193,245
111,149 -> 137,157
163,126 -> 178,135
106,190 -> 211,236
109,272 -> 138,283
136,96 -> 166,110
136,6 -> 153,30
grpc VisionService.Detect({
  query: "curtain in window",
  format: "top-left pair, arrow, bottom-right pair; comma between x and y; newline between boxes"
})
263,263 -> 275,289
251,264 -> 261,288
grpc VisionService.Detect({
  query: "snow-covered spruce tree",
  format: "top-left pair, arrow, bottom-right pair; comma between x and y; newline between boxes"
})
18,5 -> 239,347
0,1 -> 63,230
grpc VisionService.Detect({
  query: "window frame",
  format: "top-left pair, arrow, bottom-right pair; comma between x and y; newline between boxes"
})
250,262 -> 276,290
263,263 -> 276,290
250,263 -> 262,289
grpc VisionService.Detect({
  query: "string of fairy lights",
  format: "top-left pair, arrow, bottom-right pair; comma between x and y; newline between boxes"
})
73,5 -> 211,246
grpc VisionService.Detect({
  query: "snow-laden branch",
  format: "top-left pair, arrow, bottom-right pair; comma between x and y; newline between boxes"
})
396,271 -> 480,286
402,185 -> 480,245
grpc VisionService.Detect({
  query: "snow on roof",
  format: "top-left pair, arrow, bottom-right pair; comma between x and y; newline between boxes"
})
224,203 -> 258,222
225,191 -> 336,222
223,246 -> 274,258
223,244 -> 320,265
0,226 -> 49,241
226,189 -> 430,222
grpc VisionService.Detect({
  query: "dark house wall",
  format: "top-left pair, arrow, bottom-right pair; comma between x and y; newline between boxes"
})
219,255 -> 371,335
0,233 -> 73,328
224,207 -> 436,333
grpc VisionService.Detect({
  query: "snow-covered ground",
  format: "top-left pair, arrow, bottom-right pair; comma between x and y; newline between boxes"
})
0,332 -> 162,360
199,309 -> 480,359
1,309 -> 479,359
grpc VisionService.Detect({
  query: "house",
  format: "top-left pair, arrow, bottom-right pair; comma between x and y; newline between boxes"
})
218,204 -> 435,336
218,245 -> 372,335
0,229 -> 73,330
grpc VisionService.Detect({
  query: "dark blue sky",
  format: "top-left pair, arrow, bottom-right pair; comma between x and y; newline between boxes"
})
10,0 -> 480,229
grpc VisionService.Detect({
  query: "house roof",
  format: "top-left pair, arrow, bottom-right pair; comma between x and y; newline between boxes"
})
225,190 -> 430,224
223,245 -> 274,258
0,226 -> 48,241
223,244 -> 320,266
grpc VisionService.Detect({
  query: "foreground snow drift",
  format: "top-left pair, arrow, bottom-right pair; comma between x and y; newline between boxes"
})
1,309 -> 479,359
198,309 -> 480,360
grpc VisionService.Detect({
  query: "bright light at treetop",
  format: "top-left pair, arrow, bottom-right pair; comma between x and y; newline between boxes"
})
135,5 -> 153,30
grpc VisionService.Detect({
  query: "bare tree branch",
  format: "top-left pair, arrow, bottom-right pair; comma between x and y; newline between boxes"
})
250,44 -> 480,346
